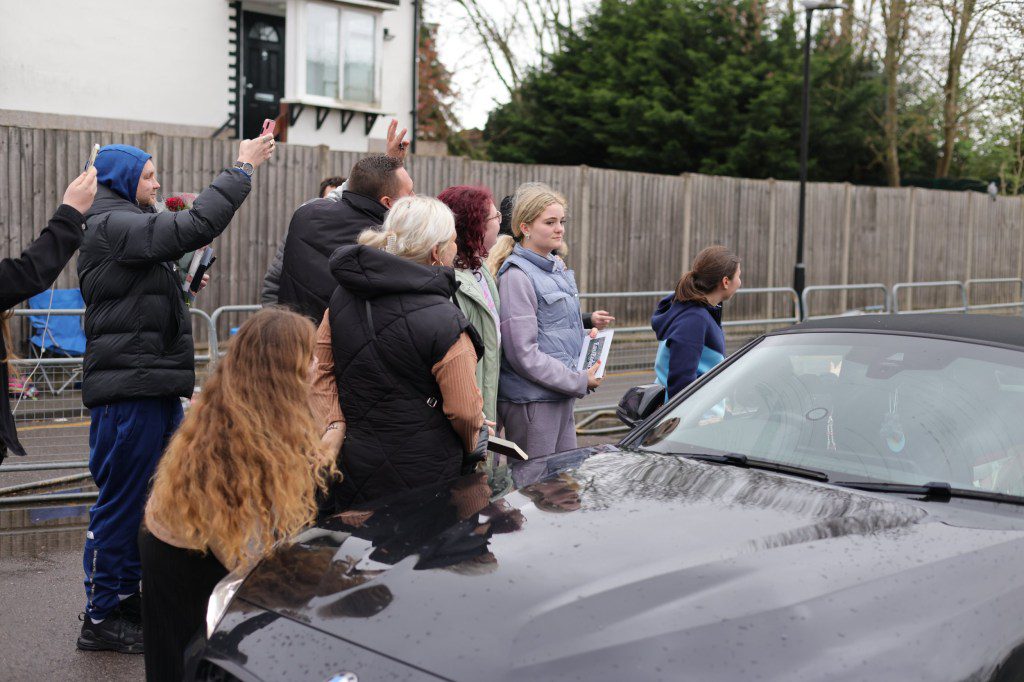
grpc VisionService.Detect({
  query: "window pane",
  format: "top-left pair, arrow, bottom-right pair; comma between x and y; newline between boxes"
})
306,3 -> 339,99
249,22 -> 280,43
343,12 -> 376,103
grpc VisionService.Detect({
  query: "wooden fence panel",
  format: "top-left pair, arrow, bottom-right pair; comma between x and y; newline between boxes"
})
770,179 -> 802,309
2,124 -> 1024,329
910,189 -> 972,312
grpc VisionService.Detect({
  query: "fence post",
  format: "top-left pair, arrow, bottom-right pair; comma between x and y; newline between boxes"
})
316,144 -> 330,184
681,173 -> 693,279
905,187 -> 917,312
766,178 -> 777,320
1017,196 -> 1024,282
840,182 -> 853,312
577,165 -> 591,293
966,191 -> 975,283
143,132 -> 159,158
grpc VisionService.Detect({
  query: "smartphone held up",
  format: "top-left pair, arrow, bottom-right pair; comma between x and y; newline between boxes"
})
85,143 -> 100,172
261,118 -> 276,139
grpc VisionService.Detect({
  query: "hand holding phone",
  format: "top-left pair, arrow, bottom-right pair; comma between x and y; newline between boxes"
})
261,118 -> 276,138
63,165 -> 98,215
237,135 -> 275,169
190,256 -> 216,293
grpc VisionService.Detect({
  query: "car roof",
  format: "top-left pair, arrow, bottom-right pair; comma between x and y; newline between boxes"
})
773,313 -> 1024,351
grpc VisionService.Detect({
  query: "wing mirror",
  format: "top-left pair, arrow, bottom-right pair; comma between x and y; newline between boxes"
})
616,384 -> 667,428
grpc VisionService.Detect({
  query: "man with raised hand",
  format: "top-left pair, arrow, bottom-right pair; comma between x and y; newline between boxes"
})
75,135 -> 273,653
277,120 -> 413,321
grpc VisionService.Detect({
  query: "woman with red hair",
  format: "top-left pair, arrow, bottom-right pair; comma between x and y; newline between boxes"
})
437,185 -> 502,431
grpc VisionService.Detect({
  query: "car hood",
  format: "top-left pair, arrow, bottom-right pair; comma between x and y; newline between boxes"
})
234,447 -> 1024,681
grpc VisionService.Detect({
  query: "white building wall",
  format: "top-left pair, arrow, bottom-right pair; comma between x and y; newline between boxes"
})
282,1 -> 416,152
0,0 -> 414,151
0,0 -> 233,134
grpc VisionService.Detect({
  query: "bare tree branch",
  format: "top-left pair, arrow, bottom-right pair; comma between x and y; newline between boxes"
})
446,0 -> 580,114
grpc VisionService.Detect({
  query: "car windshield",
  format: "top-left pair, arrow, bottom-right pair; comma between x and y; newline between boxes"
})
639,331 -> 1024,497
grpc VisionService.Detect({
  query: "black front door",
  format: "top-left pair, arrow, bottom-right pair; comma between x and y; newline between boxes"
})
241,12 -> 285,139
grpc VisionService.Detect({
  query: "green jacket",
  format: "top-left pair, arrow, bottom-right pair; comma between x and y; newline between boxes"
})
454,267 -> 501,422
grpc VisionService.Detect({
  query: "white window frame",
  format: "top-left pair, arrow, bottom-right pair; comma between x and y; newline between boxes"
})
288,0 -> 385,110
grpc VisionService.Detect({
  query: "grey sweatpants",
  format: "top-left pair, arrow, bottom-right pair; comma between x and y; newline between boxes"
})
497,399 -> 577,459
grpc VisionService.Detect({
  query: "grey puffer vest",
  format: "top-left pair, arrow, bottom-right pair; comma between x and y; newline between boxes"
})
497,245 -> 585,403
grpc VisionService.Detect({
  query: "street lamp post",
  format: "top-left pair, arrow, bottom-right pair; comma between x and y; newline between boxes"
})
794,1 -> 843,317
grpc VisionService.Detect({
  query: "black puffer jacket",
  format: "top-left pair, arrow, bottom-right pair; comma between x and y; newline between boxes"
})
322,245 -> 481,512
277,191 -> 387,321
1,204 -> 85,463
78,171 -> 250,407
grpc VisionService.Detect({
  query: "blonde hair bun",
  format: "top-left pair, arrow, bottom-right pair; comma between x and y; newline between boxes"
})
358,196 -> 456,265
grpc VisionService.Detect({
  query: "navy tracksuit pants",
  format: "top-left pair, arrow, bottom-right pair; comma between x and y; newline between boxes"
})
84,397 -> 183,620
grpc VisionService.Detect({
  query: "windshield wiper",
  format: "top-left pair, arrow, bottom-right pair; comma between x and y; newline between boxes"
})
835,480 -> 1024,506
677,452 -> 830,482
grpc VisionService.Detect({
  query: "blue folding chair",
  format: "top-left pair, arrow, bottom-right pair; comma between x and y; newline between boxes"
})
27,289 -> 87,395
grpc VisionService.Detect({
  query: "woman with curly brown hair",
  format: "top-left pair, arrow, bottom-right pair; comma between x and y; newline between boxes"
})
139,307 -> 338,682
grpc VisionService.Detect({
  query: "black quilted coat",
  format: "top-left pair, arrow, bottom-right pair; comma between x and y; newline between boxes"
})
277,191 -> 387,322
322,244 -> 481,512
1,205 -> 85,463
78,171 -> 250,408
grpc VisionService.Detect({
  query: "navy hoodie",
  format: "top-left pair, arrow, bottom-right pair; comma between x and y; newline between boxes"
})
651,295 -> 726,398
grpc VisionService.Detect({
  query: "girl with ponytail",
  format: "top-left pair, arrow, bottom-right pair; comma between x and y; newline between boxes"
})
652,246 -> 742,399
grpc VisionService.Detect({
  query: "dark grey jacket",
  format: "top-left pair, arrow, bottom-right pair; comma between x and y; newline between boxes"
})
78,170 -> 250,407
260,239 -> 287,305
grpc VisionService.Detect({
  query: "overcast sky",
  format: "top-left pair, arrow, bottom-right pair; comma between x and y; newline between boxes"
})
425,1 -> 515,130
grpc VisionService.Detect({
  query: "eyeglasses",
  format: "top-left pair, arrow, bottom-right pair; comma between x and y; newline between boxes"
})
487,213 -> 502,224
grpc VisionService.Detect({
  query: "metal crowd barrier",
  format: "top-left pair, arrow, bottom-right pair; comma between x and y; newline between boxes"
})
572,287 -> 799,420
190,308 -> 217,361
8,281 -> 1024,489
579,287 -> 800,332
801,284 -> 890,320
210,305 -> 263,357
892,281 -> 969,315
722,287 -> 800,328
9,307 -> 219,365
966,278 -> 1024,314
579,290 -> 669,334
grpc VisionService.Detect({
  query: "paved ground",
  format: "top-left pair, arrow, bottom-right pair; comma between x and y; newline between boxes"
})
1,549 -> 144,681
0,415 -> 139,681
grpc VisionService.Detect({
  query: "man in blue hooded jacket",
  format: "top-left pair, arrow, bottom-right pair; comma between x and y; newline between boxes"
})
75,136 -> 273,653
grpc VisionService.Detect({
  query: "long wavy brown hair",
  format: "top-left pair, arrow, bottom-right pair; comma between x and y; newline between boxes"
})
146,307 -> 338,569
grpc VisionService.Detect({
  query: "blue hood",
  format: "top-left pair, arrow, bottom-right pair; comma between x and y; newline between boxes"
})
94,145 -> 151,204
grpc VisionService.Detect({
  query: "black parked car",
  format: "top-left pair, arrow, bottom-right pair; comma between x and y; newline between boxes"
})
191,315 -> 1024,681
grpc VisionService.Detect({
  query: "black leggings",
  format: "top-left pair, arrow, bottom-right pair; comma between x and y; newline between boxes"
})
139,529 -> 227,682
